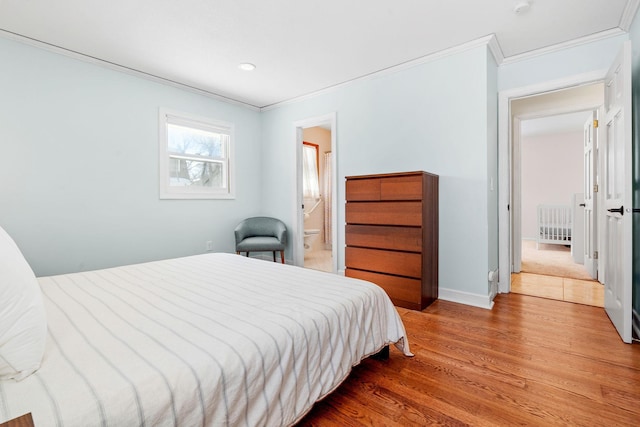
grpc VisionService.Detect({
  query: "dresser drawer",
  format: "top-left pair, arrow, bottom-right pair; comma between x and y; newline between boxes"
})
346,269 -> 422,308
345,247 -> 422,278
345,225 -> 422,252
380,175 -> 423,200
346,178 -> 380,201
346,201 -> 422,226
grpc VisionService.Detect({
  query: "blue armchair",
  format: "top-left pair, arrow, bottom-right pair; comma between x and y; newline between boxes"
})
234,217 -> 287,263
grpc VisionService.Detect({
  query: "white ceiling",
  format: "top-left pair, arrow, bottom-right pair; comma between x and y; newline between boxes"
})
0,0 -> 637,108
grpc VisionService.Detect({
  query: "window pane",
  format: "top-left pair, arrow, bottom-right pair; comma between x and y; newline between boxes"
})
303,145 -> 320,198
168,123 -> 225,158
169,158 -> 225,188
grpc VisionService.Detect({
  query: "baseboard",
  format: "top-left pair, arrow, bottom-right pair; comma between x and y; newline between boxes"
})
438,287 -> 494,310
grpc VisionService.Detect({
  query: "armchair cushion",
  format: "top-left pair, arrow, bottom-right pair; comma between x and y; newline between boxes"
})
234,217 -> 287,253
236,236 -> 285,252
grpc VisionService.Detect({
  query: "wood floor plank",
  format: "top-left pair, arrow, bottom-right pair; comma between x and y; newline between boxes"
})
297,294 -> 640,426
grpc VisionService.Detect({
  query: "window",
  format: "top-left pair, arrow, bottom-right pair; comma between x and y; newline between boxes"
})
159,109 -> 234,199
302,142 -> 320,199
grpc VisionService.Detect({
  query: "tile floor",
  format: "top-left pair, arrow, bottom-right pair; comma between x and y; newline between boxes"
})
303,249 -> 333,272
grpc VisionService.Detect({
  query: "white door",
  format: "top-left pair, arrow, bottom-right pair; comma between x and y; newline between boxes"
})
602,41 -> 632,343
582,112 -> 598,279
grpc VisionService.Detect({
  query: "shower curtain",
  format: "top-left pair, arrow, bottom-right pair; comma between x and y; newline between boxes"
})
323,152 -> 332,249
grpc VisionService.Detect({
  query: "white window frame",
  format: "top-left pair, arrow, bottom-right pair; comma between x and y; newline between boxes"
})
159,108 -> 235,199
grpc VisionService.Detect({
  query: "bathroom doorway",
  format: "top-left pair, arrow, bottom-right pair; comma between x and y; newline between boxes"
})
293,112 -> 337,273
301,129 -> 333,272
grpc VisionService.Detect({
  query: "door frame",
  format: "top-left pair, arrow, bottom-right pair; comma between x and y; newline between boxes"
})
292,112 -> 338,270
583,110 -> 600,279
498,70 -> 606,292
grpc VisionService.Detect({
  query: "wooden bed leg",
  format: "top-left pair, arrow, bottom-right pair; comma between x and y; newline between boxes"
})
371,345 -> 389,360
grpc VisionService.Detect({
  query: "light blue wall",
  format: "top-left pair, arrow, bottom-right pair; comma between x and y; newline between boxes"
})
0,37 -> 263,276
261,46 -> 495,299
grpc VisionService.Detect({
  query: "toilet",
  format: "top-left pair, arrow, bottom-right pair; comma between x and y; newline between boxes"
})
303,229 -> 321,252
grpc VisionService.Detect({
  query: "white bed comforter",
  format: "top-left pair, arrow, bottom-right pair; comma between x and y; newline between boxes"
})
0,253 -> 411,426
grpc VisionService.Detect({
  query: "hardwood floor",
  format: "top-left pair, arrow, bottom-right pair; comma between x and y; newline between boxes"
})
511,272 -> 604,307
297,294 -> 640,426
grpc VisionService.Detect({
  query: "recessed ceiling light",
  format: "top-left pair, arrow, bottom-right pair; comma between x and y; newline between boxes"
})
238,63 -> 256,71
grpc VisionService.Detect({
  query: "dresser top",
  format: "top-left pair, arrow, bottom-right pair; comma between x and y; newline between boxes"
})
345,170 -> 438,180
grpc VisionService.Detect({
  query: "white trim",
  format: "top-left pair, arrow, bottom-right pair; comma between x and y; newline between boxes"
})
263,35 -> 500,111
498,70 -> 607,293
512,117 -> 522,273
438,288 -> 495,310
0,29 -> 261,111
292,113 -> 338,270
619,0 -> 640,31
263,29 -> 626,110
501,28 -> 627,65
487,34 -> 504,65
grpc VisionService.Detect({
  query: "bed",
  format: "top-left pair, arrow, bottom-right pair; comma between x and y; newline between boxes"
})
536,204 -> 572,249
0,252 -> 411,427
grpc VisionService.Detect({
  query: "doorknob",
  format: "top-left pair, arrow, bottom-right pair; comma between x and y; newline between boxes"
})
579,203 -> 586,207
607,206 -> 624,215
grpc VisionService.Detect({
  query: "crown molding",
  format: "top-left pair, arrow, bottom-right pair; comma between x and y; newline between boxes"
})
262,34 -> 501,111
486,34 -> 505,65
620,0 -> 640,31
501,28 -> 627,65
0,29 -> 261,111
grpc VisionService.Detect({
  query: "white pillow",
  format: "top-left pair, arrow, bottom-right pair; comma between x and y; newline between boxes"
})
0,225 -> 47,381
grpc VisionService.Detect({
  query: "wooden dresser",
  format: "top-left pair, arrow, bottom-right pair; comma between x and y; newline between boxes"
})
345,171 -> 438,310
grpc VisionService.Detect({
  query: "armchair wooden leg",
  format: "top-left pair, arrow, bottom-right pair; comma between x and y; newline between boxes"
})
280,251 -> 285,264
245,252 -> 249,257
272,251 -> 276,262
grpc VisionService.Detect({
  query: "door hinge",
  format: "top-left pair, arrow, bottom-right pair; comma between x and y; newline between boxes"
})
593,119 -> 599,128
594,184 -> 599,193
594,251 -> 598,260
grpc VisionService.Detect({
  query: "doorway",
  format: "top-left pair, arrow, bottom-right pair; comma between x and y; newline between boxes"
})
301,130 -> 333,272
293,113 -> 337,273
499,43 -> 633,344
511,107 -> 604,307
500,81 -> 605,307
499,75 -> 604,292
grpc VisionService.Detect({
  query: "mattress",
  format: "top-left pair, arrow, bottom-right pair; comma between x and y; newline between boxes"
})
0,253 -> 411,426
